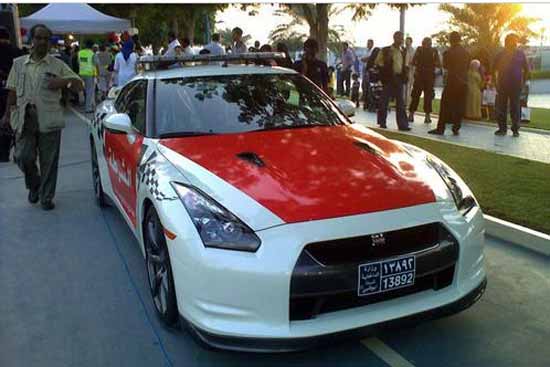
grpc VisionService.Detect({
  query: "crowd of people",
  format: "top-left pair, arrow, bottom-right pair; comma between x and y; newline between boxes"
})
331,31 -> 530,137
0,22 -> 533,211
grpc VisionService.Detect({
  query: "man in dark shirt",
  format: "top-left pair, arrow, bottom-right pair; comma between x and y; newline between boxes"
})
429,32 -> 470,136
375,31 -> 410,131
293,38 -> 328,93
493,33 -> 530,137
0,26 -> 23,162
408,37 -> 441,123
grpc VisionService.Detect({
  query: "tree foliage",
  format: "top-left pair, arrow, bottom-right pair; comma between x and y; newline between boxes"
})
274,4 -> 376,61
19,4 -> 228,50
434,4 -> 537,54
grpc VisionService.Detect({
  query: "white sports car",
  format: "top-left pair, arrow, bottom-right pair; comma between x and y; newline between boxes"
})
89,54 -> 486,352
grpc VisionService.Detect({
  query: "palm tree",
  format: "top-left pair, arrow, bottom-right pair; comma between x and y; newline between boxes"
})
435,4 -> 537,54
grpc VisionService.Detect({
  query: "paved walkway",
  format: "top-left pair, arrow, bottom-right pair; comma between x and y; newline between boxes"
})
352,109 -> 550,164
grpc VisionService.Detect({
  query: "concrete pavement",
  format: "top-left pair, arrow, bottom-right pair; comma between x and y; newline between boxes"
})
1,110 -> 549,367
352,109 -> 550,164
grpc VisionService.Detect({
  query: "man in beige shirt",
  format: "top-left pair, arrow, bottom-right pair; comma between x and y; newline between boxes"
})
1,24 -> 83,210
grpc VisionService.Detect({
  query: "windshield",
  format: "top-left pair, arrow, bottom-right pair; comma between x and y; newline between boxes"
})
154,73 -> 348,136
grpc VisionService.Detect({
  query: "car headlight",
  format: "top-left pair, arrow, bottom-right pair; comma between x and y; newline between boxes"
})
399,142 -> 477,216
171,182 -> 261,252
426,155 -> 477,215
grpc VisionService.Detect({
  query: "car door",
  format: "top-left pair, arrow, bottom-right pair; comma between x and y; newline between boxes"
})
104,79 -> 147,227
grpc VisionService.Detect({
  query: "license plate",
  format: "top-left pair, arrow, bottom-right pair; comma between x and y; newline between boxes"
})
358,255 -> 416,296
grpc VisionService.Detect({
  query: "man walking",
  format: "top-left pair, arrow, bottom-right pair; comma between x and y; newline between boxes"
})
341,42 -> 354,96
293,38 -> 328,93
375,31 -> 410,131
1,24 -> 83,210
78,40 -> 98,113
429,32 -> 470,136
493,33 -> 530,137
408,37 -> 441,123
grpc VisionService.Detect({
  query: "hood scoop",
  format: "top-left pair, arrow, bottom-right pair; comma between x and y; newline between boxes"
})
236,151 -> 265,167
354,141 -> 380,156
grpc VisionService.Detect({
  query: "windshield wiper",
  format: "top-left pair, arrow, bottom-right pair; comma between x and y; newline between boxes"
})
158,131 -> 218,138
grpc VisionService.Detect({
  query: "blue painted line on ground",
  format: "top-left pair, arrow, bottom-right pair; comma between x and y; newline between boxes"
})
100,209 -> 174,367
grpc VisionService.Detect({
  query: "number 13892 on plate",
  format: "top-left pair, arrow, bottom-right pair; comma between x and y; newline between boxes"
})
358,255 -> 416,296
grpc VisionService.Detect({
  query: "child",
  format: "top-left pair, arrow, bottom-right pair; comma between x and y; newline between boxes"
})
482,76 -> 497,121
351,72 -> 360,107
327,66 -> 336,99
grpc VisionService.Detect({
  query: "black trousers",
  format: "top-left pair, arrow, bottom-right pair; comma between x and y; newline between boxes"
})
377,78 -> 409,129
409,76 -> 435,114
496,87 -> 521,132
435,82 -> 467,132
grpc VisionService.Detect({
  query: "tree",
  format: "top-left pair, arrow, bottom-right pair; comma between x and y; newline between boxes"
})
269,24 -> 350,56
275,4 -> 376,61
434,4 -> 537,54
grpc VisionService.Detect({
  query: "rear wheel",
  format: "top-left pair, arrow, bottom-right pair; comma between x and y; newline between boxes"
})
90,140 -> 108,207
144,207 -> 179,326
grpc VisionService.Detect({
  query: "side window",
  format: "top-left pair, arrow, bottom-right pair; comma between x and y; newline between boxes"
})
125,80 -> 147,134
114,83 -> 134,112
114,80 -> 147,134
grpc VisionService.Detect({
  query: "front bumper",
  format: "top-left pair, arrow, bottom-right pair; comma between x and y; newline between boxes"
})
162,201 -> 486,350
182,276 -> 487,353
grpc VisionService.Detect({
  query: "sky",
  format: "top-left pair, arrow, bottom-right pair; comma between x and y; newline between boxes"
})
216,3 -> 550,49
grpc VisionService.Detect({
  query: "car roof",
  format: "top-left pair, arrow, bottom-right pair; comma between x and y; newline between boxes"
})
139,64 -> 298,80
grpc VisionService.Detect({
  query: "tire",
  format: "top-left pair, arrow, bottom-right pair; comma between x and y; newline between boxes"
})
144,207 -> 179,326
90,140 -> 108,207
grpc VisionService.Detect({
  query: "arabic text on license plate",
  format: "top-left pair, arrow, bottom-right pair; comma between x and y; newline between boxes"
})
358,255 -> 416,296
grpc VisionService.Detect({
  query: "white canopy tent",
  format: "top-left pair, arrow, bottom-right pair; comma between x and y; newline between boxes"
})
20,3 -> 130,35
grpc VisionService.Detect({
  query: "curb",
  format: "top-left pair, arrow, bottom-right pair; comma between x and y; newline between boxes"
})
484,215 -> 550,256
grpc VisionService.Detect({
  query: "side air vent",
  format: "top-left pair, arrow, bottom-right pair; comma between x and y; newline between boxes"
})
236,151 -> 265,167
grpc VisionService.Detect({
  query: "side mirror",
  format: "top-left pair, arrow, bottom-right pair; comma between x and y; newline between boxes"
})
104,113 -> 133,134
107,86 -> 122,100
336,98 -> 356,118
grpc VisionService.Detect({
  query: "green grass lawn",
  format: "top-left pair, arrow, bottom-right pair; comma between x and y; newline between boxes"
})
417,97 -> 550,131
531,70 -> 550,80
375,129 -> 550,235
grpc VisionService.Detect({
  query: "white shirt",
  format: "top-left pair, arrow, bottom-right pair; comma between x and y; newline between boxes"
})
113,52 -> 137,86
231,41 -> 247,55
164,39 -> 181,57
205,41 -> 226,56
182,46 -> 195,56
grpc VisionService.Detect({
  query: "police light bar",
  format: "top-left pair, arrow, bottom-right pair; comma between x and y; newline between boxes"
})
138,52 -> 286,69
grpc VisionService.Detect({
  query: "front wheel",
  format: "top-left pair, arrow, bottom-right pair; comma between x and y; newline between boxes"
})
144,207 -> 179,326
91,140 -> 108,207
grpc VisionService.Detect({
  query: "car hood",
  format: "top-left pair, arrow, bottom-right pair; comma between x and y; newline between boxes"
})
160,124 -> 436,224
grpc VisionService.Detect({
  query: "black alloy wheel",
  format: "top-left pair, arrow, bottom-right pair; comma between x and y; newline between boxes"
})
91,141 -> 108,207
144,208 -> 179,326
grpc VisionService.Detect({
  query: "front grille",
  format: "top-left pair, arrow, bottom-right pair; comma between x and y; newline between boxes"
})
290,265 -> 455,321
289,223 -> 459,321
305,222 -> 440,266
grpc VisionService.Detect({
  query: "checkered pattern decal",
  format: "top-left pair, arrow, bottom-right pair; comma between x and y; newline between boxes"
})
138,151 -> 178,202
